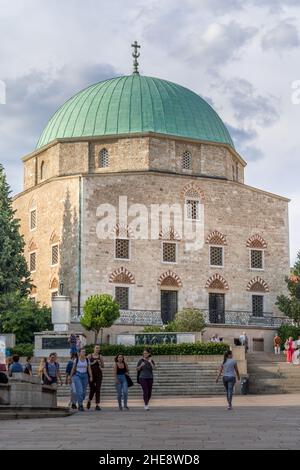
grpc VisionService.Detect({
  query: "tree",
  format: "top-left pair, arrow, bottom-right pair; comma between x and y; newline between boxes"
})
276,252 -> 300,326
0,291 -> 52,343
173,308 -> 206,332
80,294 -> 120,344
0,164 -> 31,295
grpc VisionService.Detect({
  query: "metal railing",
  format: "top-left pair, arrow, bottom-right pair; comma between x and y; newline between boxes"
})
71,307 -> 291,328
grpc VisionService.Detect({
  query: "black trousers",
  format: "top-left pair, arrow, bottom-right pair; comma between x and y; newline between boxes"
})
89,373 -> 102,404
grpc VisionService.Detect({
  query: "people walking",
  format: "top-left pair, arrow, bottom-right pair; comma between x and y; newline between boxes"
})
137,348 -> 155,411
87,345 -> 104,411
293,335 -> 300,365
216,350 -> 240,410
273,334 -> 281,355
43,353 -> 63,387
239,332 -> 249,352
70,348 -> 93,411
24,356 -> 33,376
285,337 -> 294,364
8,355 -> 23,376
68,332 -> 78,354
66,353 -> 77,409
114,354 -> 130,411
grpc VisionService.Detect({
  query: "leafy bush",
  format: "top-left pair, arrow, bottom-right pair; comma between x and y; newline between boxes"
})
277,324 -> 300,347
85,342 -> 229,356
8,343 -> 34,357
81,294 -> 120,343
143,309 -> 206,333
0,292 -> 51,343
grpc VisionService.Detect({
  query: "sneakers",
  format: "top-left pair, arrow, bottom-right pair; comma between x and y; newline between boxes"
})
227,405 -> 233,410
71,403 -> 77,410
119,406 -> 123,411
78,405 -> 84,412
144,405 -> 149,411
124,406 -> 129,411
86,401 -> 91,410
95,405 -> 101,411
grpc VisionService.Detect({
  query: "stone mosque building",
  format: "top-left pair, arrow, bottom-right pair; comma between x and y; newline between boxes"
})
13,45 -> 290,344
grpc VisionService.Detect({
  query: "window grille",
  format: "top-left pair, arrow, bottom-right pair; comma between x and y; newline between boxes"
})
30,252 -> 36,272
115,239 -> 130,259
210,246 -> 223,266
115,286 -> 129,310
186,199 -> 200,220
182,151 -> 192,170
252,295 -> 264,317
99,148 -> 109,168
30,210 -> 37,230
51,245 -> 59,266
163,243 -> 177,263
251,250 -> 263,269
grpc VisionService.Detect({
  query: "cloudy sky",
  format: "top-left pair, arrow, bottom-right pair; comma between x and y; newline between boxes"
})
0,0 -> 299,263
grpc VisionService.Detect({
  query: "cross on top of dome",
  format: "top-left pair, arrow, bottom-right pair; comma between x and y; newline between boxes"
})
131,41 -> 141,75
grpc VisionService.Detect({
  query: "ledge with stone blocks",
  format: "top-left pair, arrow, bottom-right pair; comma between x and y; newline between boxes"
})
0,373 -> 57,408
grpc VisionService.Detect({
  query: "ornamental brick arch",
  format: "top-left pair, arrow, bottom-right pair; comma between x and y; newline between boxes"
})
159,227 -> 181,240
49,277 -> 59,290
110,224 -> 135,239
50,230 -> 60,244
205,274 -> 229,290
181,182 -> 205,202
158,271 -> 183,288
247,277 -> 269,292
109,267 -> 135,284
206,231 -> 227,246
246,234 -> 267,249
28,239 -> 38,252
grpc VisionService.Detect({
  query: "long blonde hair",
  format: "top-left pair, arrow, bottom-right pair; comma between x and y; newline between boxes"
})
38,357 -> 46,377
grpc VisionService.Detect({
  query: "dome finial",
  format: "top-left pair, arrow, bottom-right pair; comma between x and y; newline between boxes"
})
131,41 -> 141,75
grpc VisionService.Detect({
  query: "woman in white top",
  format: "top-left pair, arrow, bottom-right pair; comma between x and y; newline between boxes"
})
70,348 -> 93,411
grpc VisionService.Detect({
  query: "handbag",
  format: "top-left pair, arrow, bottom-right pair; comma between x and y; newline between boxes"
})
126,375 -> 134,388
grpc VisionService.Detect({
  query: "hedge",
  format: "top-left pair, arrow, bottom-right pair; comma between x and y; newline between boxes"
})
7,342 -> 229,358
85,342 -> 229,356
8,343 -> 34,357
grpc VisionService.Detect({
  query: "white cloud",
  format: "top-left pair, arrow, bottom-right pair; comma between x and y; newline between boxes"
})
262,19 -> 300,50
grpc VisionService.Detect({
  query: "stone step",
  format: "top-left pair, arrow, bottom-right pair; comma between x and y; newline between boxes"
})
0,406 -> 72,420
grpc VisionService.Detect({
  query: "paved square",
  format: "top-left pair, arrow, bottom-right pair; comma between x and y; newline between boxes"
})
1,395 -> 300,450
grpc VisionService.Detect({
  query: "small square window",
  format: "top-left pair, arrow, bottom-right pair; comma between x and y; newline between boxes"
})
51,245 -> 59,266
163,242 -> 177,263
115,286 -> 129,310
30,210 -> 37,230
186,199 -> 200,220
115,239 -> 130,260
30,252 -> 36,272
210,246 -> 223,267
251,250 -> 263,269
252,295 -> 264,317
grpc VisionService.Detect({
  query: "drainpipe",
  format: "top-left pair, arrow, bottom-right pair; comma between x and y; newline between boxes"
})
77,176 -> 83,316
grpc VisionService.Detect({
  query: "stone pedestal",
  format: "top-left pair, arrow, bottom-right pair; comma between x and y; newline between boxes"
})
0,373 -> 57,408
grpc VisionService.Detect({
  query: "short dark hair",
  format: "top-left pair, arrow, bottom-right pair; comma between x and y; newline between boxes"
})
26,356 -> 32,362
12,355 -> 20,362
143,348 -> 152,356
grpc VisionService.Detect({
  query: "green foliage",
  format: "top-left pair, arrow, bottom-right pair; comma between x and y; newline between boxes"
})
276,252 -> 300,325
173,308 -> 206,332
8,343 -> 34,357
85,342 -> 229,356
0,164 -> 32,295
0,292 -> 51,344
81,294 -> 120,343
277,324 -> 300,347
143,308 -> 206,333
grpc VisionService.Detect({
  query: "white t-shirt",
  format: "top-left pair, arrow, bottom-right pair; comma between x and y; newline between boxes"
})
74,358 -> 89,374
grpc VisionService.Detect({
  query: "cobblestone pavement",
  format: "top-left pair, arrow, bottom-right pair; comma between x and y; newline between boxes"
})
1,395 -> 300,450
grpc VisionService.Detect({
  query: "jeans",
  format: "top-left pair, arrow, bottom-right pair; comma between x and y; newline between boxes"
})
115,374 -> 128,407
72,372 -> 89,406
139,378 -> 153,406
223,376 -> 236,406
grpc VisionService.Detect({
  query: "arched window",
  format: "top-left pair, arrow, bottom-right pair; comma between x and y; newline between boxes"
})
181,151 -> 192,170
40,161 -> 45,180
99,148 -> 109,168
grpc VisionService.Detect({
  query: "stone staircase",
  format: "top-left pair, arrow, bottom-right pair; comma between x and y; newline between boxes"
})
247,353 -> 300,394
31,360 -> 225,398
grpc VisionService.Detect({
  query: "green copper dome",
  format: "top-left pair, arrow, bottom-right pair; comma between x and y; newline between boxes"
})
37,75 -> 234,149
